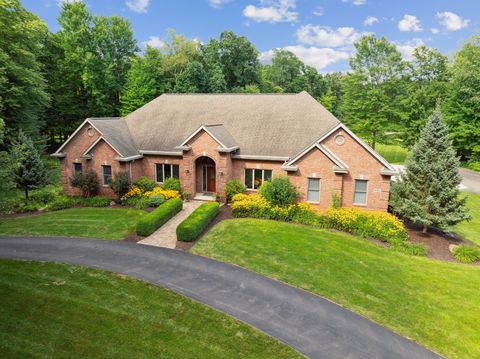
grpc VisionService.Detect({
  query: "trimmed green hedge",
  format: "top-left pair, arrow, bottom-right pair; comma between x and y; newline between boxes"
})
176,202 -> 220,242
136,198 -> 183,236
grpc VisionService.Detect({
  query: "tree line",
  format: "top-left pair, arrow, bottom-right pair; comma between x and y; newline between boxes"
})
1,0 -> 479,163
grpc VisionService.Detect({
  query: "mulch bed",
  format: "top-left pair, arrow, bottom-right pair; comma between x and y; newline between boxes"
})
175,204 -> 233,251
404,219 -> 467,262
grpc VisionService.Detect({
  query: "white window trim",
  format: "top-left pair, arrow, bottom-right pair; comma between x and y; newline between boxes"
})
244,168 -> 272,191
306,178 -> 321,204
155,163 -> 179,183
353,179 -> 368,206
102,165 -> 112,187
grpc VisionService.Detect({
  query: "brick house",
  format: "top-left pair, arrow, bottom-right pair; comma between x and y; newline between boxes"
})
52,91 -> 396,211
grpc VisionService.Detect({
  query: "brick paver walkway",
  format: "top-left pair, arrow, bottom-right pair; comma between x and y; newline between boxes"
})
138,200 -> 203,249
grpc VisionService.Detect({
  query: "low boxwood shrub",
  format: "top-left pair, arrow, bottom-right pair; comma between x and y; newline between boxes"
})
453,245 -> 480,263
225,179 -> 246,202
176,202 -> 220,242
136,198 -> 183,236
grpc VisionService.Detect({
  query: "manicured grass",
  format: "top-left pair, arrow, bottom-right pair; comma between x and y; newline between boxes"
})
0,260 -> 299,358
0,208 -> 146,240
455,193 -> 480,246
376,143 -> 409,164
193,219 -> 480,359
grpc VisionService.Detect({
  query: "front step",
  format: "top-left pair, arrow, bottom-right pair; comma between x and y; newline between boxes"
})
193,193 -> 216,201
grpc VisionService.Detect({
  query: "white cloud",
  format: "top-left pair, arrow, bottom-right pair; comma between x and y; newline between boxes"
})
142,36 -> 165,49
431,27 -> 439,34
209,0 -> 232,8
126,0 -> 150,13
436,11 -> 469,31
260,45 -> 350,70
313,6 -> 324,16
341,0 -> 366,6
296,24 -> 363,47
398,14 -> 422,32
243,0 -> 298,23
363,16 -> 378,26
396,38 -> 424,60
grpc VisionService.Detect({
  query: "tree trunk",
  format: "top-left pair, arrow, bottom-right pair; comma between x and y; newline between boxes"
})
25,188 -> 29,203
422,224 -> 428,234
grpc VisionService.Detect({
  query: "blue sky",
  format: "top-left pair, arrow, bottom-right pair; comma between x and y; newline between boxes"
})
24,0 -> 479,72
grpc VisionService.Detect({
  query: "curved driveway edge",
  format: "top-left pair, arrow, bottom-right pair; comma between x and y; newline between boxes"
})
0,236 -> 440,359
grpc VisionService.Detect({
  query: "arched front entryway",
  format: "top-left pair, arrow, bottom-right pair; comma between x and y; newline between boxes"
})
195,156 -> 216,194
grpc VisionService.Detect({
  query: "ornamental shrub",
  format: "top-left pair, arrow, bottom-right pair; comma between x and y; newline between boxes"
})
134,176 -> 156,193
453,245 -> 480,263
259,176 -> 298,207
70,171 -> 99,197
136,198 -> 183,236
79,196 -> 111,207
46,196 -> 77,211
149,194 -> 165,207
161,177 -> 181,192
225,179 -> 246,202
177,202 -> 220,242
109,172 -> 131,200
143,187 -> 181,200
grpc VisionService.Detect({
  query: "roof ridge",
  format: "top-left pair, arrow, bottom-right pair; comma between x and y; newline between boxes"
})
161,92 -> 302,96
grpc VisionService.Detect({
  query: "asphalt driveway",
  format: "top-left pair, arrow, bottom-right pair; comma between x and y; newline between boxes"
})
0,236 -> 440,359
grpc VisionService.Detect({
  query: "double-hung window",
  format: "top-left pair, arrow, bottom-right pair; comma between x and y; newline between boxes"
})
307,178 -> 320,203
354,180 -> 368,205
73,162 -> 82,174
155,164 -> 180,183
102,165 -> 112,186
244,169 -> 272,190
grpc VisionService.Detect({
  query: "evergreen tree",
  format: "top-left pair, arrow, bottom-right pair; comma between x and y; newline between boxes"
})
11,131 -> 48,202
390,105 -> 470,233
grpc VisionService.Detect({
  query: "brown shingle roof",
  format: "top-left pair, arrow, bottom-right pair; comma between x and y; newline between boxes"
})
124,91 -> 340,158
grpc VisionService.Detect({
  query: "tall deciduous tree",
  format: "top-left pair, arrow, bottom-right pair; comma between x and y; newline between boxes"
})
401,46 -> 449,147
391,105 -> 470,233
341,35 -> 406,149
120,46 -> 165,116
0,0 -> 50,138
202,31 -> 260,90
174,61 -> 209,93
11,131 -> 47,202
445,36 -> 480,161
0,119 -> 17,211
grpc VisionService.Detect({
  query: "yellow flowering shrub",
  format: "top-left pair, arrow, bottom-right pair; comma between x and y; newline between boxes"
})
324,207 -> 407,242
143,187 -> 181,200
124,185 -> 142,199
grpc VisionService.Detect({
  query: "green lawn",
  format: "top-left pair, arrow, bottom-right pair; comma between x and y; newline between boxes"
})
0,260 -> 299,359
455,193 -> 480,245
193,219 -> 480,359
0,208 -> 145,240
376,143 -> 409,164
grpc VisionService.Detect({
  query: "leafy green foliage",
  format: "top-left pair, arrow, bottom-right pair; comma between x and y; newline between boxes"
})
0,0 -> 50,137
341,35 -> 406,149
10,131 -> 48,201
0,119 -> 17,211
444,36 -> 480,161
69,171 -> 99,197
391,105 -> 471,232
376,143 -> 409,164
136,198 -> 183,236
161,177 -> 181,192
148,194 -> 165,207
109,172 -> 131,200
133,176 -> 156,193
259,177 -> 298,207
225,179 -> 246,202
174,61 -> 208,93
453,245 -> 480,263
176,202 -> 219,242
